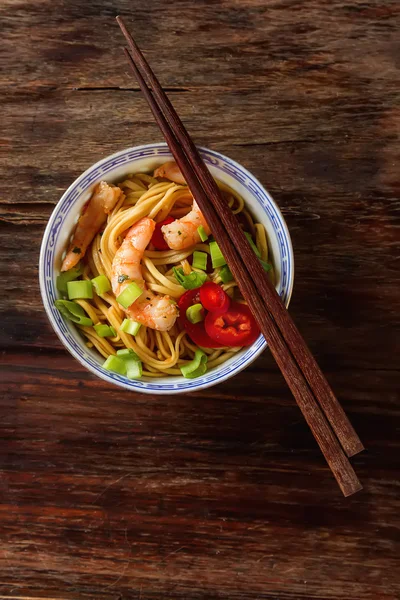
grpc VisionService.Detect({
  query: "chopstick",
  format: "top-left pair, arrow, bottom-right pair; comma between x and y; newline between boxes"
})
117,17 -> 363,456
116,17 -> 363,459
120,47 -> 361,498
116,17 -> 363,495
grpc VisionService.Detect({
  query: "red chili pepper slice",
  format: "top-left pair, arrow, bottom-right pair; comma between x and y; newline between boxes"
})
205,302 -> 260,347
199,282 -> 230,315
151,216 -> 174,250
178,289 -> 224,348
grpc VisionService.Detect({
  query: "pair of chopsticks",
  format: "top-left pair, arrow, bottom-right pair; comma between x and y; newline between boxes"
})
116,16 -> 364,496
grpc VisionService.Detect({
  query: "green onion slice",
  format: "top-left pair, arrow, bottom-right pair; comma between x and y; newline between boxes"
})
94,324 -> 116,338
186,303 -> 204,324
260,259 -> 272,272
219,264 -> 234,283
116,348 -> 142,379
91,274 -> 111,295
192,251 -> 208,271
197,225 -> 209,242
125,359 -> 143,379
244,232 -> 261,258
209,241 -> 226,268
116,282 -> 143,308
117,348 -> 141,361
173,267 -> 207,290
120,318 -> 142,336
67,280 -> 93,300
103,355 -> 127,376
244,233 -> 272,273
56,263 -> 84,294
54,299 -> 93,327
180,349 -> 208,379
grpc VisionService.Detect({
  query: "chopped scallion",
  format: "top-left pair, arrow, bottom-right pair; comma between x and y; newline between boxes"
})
186,303 -> 204,324
244,232 -> 261,257
244,233 -> 272,273
116,282 -> 143,308
197,225 -> 209,242
102,355 -> 127,376
94,324 -> 116,338
125,359 -> 143,379
260,259 -> 272,272
120,318 -> 142,336
54,299 -> 93,327
117,348 -> 142,379
91,274 -> 111,295
192,251 -> 208,271
117,348 -> 140,360
209,241 -> 226,268
173,267 -> 207,290
219,264 -> 234,283
56,263 -> 83,294
180,349 -> 208,378
67,280 -> 93,300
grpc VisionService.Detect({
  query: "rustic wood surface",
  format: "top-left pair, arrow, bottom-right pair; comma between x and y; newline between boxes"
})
1,0 -> 399,598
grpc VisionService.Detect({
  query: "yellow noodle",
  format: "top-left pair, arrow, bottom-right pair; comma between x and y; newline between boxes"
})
110,192 -> 127,218
222,281 -> 238,294
216,181 -> 245,214
123,174 -> 148,189
79,326 -> 117,358
145,248 -> 195,265
135,173 -> 159,186
181,259 -> 192,276
255,223 -> 268,261
120,179 -> 146,192
124,190 -> 146,205
74,299 -> 102,324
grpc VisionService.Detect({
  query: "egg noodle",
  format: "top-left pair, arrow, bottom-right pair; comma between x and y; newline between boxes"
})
73,172 -> 274,377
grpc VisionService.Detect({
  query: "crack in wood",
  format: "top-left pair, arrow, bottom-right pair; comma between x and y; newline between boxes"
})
73,86 -> 190,93
233,139 -> 318,147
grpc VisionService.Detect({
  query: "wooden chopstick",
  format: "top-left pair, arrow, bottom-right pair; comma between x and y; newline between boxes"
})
116,17 -> 363,495
116,17 -> 363,460
120,46 -> 361,498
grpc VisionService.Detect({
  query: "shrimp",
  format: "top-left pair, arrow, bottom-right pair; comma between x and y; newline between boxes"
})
61,181 -> 122,272
111,217 -> 178,332
154,161 -> 211,250
154,161 -> 186,184
161,199 -> 211,250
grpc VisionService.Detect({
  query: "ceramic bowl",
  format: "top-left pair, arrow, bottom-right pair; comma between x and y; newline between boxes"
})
39,143 -> 294,394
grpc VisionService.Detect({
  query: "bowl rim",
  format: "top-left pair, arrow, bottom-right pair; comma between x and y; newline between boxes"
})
39,143 -> 294,394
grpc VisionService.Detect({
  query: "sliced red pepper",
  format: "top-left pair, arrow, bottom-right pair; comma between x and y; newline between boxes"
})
199,282 -> 230,315
151,216 -> 174,250
205,302 -> 260,347
178,289 -> 223,348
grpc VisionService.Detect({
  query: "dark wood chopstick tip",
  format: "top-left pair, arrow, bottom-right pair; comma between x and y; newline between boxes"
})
116,16 -> 127,33
347,440 -> 365,458
343,481 -> 363,497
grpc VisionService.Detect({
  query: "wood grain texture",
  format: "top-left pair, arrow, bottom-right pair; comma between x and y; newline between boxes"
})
0,0 -> 399,598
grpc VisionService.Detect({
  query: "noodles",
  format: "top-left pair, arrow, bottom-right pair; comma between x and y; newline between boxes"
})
255,223 -> 268,261
63,171 -> 274,377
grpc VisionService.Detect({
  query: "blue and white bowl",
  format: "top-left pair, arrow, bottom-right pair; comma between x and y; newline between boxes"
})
39,144 -> 294,394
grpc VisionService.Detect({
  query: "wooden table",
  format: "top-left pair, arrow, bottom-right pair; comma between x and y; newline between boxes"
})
1,1 -> 399,598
